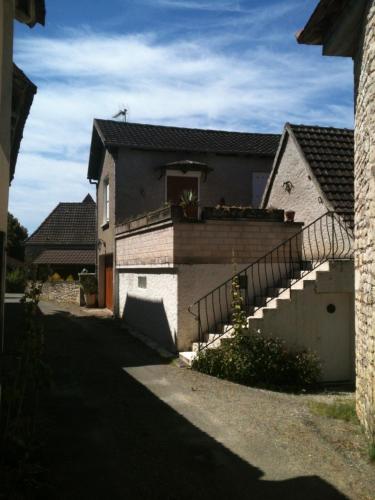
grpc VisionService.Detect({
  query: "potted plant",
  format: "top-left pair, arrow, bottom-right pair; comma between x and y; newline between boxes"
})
80,273 -> 98,307
285,210 -> 295,222
180,190 -> 198,219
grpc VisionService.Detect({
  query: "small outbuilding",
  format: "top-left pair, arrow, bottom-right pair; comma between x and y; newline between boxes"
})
262,123 -> 354,228
25,194 -> 96,279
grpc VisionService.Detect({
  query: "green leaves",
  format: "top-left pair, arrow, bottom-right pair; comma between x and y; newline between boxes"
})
192,330 -> 321,391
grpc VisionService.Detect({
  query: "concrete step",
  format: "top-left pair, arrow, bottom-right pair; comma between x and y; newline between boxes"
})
192,339 -> 222,352
179,351 -> 197,366
205,331 -> 234,343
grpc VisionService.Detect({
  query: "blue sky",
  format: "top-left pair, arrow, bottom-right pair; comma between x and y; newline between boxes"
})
11,0 -> 354,233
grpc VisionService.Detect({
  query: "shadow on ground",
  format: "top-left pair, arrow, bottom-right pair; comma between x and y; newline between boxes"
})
12,305 -> 348,499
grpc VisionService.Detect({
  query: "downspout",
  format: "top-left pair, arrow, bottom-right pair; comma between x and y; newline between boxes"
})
89,178 -> 98,276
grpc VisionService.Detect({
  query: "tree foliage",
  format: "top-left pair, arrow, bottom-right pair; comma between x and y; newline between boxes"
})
7,212 -> 28,261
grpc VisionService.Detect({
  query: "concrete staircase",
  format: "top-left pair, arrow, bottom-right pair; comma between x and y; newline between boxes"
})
179,260 -> 332,366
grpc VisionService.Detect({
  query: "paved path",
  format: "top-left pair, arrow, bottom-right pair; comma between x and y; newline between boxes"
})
37,302 -> 374,500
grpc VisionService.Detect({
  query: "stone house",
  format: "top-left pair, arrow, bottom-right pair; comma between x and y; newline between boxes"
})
87,119 -> 280,311
25,194 -> 96,279
262,123 -> 354,229
298,0 -> 375,442
0,0 -> 45,350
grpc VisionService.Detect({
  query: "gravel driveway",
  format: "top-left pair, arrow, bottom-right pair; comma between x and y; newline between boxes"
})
36,301 -> 374,500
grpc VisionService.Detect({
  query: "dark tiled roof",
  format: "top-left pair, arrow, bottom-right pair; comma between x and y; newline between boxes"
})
290,124 -> 354,226
33,249 -> 96,265
26,194 -> 96,246
10,64 -> 37,184
95,120 -> 280,156
15,0 -> 46,27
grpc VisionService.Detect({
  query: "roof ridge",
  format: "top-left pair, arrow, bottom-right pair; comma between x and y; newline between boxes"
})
94,119 -> 280,137
288,122 -> 354,133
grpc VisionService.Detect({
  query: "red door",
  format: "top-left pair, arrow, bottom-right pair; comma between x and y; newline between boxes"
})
167,176 -> 198,215
105,254 -> 113,310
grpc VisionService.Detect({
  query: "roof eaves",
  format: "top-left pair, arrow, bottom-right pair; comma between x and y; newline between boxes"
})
15,0 -> 46,27
260,126 -> 289,208
87,122 -> 106,181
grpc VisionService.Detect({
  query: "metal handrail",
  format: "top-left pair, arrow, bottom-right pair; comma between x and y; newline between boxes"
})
188,211 -> 354,351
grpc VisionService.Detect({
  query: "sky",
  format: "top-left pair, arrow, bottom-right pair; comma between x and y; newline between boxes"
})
10,0 -> 355,233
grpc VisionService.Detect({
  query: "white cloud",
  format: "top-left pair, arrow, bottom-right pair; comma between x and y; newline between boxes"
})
10,24 -> 354,232
9,152 -> 95,235
143,0 -> 243,12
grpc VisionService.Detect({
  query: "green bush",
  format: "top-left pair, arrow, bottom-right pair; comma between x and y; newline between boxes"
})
192,330 -> 321,390
80,274 -> 98,294
5,268 -> 26,293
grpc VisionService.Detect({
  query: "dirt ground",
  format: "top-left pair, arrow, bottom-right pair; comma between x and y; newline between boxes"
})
7,300 -> 374,500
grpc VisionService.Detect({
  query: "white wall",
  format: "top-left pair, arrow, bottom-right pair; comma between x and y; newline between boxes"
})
118,268 -> 178,352
252,260 -> 355,382
265,132 -> 328,225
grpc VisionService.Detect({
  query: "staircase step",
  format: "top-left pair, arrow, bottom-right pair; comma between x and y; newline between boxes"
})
205,331 -> 234,342
192,339 -> 222,352
179,351 -> 197,366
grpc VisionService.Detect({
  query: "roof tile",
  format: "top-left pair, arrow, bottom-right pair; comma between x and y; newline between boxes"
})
94,120 -> 280,156
290,124 -> 354,227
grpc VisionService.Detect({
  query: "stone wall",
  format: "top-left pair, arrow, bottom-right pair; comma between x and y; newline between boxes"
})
38,281 -> 82,305
264,131 -> 329,224
117,224 -> 174,267
116,219 -> 302,267
354,1 -> 375,442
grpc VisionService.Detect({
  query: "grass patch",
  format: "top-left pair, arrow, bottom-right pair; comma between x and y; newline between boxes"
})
309,399 -> 358,424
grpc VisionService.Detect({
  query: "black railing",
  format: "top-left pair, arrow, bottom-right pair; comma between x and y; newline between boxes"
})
188,212 -> 354,351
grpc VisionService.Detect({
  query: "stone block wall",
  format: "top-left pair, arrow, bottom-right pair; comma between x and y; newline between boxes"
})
38,281 -> 82,305
173,220 -> 302,264
116,219 -> 302,267
354,1 -> 375,442
117,225 -> 174,266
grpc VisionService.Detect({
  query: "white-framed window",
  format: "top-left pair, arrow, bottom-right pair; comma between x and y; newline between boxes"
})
103,178 -> 110,223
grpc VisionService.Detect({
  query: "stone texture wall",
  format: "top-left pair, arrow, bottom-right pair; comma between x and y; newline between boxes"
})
173,220 -> 302,264
117,224 -> 174,267
38,281 -> 82,305
354,1 -> 375,442
116,220 -> 302,267
264,131 -> 329,224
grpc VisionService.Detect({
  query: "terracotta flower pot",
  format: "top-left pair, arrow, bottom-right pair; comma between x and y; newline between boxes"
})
285,210 -> 295,222
84,292 -> 97,307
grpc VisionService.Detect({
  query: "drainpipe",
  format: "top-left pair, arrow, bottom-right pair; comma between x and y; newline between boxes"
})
89,178 -> 98,275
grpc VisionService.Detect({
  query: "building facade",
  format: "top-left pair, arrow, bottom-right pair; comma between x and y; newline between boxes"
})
87,120 -> 280,312
298,0 -> 375,442
0,0 -> 45,350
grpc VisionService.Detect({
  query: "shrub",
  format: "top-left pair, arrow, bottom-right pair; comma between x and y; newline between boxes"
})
192,330 -> 321,390
80,274 -> 97,294
49,272 -> 62,282
5,268 -> 26,293
66,274 -> 75,282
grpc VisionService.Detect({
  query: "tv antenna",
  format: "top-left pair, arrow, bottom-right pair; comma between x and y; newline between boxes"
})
113,108 -> 128,122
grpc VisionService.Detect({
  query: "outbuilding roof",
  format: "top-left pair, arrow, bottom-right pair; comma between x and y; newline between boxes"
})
263,123 -> 354,227
32,249 -> 96,265
26,194 -> 96,246
88,120 -> 280,180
